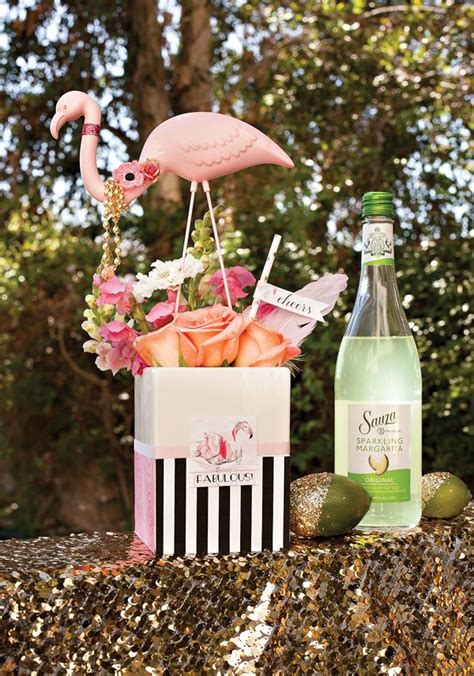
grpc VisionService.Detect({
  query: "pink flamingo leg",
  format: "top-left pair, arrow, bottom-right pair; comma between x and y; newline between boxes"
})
202,181 -> 232,308
175,180 -> 198,312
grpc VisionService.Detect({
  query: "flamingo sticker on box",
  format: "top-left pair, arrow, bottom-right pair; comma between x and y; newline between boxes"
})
50,89 -> 347,556
189,417 -> 258,487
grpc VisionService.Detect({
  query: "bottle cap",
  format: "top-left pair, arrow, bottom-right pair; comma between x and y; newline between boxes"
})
362,192 -> 394,218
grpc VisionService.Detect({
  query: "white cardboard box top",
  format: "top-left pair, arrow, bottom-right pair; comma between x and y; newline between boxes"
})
135,367 -> 291,446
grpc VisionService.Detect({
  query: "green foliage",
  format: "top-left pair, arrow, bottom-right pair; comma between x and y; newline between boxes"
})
0,1 -> 472,535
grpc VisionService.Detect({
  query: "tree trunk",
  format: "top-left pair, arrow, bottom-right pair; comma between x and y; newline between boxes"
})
126,0 -> 181,206
174,0 -> 212,114
125,0 -> 213,258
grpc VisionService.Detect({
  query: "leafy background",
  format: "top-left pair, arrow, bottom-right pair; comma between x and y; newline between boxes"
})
0,0 -> 472,536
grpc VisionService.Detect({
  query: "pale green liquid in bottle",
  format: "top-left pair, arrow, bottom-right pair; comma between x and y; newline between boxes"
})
335,210 -> 422,530
335,336 -> 422,529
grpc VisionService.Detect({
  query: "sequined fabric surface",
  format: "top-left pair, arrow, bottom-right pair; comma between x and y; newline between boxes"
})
0,507 -> 472,674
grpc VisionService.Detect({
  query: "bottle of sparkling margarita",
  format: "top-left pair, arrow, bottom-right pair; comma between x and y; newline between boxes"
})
335,192 -> 422,529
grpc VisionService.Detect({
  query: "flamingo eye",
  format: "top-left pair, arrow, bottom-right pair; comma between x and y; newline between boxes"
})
63,104 -> 67,110
125,172 -> 135,181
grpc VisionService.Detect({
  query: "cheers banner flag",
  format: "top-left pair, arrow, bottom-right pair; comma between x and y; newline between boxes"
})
254,281 -> 328,321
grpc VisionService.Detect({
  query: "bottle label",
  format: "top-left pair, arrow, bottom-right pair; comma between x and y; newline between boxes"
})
347,402 -> 411,502
362,222 -> 394,266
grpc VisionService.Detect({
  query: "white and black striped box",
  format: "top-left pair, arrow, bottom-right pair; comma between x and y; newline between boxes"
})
134,367 -> 290,557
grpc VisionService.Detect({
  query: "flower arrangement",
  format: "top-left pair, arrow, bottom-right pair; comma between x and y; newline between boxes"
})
82,208 -> 347,375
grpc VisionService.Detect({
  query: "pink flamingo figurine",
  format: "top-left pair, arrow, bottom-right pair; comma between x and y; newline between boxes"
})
50,91 -> 293,306
194,421 -> 254,466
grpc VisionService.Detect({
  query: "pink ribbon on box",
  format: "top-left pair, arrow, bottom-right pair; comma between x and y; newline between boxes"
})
134,439 -> 290,459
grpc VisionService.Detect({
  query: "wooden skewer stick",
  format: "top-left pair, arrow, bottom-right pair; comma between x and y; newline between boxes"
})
249,234 -> 282,319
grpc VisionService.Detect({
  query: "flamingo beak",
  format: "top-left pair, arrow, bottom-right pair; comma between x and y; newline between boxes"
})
249,430 -> 254,439
50,111 -> 66,139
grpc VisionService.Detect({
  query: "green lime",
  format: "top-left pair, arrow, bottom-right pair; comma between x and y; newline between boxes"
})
290,472 -> 371,538
422,472 -> 471,519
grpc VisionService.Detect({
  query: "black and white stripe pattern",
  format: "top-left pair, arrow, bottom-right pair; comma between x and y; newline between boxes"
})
153,456 -> 290,557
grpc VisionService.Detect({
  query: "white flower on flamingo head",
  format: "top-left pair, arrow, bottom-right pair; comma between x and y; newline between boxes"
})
133,254 -> 204,302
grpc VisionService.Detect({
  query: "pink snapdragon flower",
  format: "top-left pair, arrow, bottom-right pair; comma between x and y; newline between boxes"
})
95,329 -> 145,376
96,321 -> 145,375
131,354 -> 147,376
106,342 -> 135,375
145,290 -> 186,329
100,320 -> 137,344
95,341 -> 112,372
94,274 -> 134,315
145,301 -> 175,330
210,266 -> 256,304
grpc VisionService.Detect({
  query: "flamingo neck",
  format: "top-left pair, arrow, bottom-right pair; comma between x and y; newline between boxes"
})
83,101 -> 101,126
79,101 -> 105,202
78,100 -> 147,205
80,136 -> 105,202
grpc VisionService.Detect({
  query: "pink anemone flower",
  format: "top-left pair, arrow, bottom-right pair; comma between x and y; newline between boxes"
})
113,161 -> 145,190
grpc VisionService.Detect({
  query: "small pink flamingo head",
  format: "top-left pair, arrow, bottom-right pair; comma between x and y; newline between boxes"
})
232,420 -> 254,440
50,91 -> 99,139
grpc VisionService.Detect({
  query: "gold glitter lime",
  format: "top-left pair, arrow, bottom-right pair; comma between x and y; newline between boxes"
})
290,472 -> 371,537
422,472 -> 471,519
290,472 -> 331,537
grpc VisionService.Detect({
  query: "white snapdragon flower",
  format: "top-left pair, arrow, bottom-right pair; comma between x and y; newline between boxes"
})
133,253 -> 204,302
83,339 -> 99,354
81,320 -> 101,340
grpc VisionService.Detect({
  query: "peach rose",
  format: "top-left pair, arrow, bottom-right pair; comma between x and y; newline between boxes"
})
234,321 -> 301,367
134,324 -> 181,367
175,304 -> 250,367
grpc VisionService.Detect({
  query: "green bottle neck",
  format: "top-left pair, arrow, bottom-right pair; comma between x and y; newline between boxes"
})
346,216 -> 411,337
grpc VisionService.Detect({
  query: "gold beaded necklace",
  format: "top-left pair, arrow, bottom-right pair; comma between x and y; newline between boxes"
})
97,179 -> 129,280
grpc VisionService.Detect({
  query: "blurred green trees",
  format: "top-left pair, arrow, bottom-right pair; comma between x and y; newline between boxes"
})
0,1 -> 471,535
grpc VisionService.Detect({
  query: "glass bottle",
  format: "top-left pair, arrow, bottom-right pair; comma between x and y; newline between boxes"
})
335,192 -> 422,529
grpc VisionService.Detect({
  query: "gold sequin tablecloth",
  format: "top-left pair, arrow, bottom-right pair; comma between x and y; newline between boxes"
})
0,507 -> 472,674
